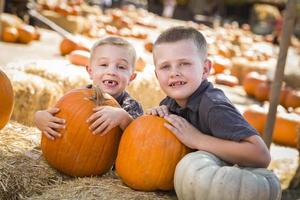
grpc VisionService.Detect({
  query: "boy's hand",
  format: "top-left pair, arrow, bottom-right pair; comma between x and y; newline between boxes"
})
34,108 -> 65,140
87,106 -> 127,136
146,105 -> 169,117
164,114 -> 200,149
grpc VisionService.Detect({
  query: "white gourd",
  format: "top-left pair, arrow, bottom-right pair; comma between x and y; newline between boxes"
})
174,151 -> 281,200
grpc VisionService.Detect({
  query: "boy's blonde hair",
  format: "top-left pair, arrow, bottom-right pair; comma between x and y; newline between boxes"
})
154,26 -> 208,59
90,36 -> 136,70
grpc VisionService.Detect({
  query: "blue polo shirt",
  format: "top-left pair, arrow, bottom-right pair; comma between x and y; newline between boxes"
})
160,80 -> 258,141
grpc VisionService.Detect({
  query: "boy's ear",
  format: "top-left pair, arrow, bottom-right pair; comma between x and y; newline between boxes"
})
86,65 -> 93,79
202,59 -> 212,80
129,72 -> 137,81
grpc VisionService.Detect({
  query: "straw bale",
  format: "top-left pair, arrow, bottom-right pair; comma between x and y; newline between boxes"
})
5,60 -> 91,93
0,121 -> 68,200
30,174 -> 177,200
4,69 -> 63,125
127,64 -> 165,111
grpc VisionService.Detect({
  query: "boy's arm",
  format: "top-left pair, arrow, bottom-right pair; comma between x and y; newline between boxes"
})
164,114 -> 270,168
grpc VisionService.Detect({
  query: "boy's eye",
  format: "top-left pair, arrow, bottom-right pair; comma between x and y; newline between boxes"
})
160,65 -> 170,69
118,65 -> 127,70
98,63 -> 108,67
180,62 -> 190,67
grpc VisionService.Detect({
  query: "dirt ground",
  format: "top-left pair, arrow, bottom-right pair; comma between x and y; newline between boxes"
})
1,28 -> 300,199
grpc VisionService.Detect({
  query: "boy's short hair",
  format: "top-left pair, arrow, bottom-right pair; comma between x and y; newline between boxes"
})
154,26 -> 208,59
91,36 -> 136,70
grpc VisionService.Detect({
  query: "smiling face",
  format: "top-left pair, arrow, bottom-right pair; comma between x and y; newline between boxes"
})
154,39 -> 210,107
87,44 -> 135,98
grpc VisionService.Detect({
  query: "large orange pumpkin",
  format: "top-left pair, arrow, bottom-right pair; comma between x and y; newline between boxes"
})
115,115 -> 190,191
243,72 -> 267,97
0,69 -> 14,130
243,106 -> 300,147
41,87 -> 122,177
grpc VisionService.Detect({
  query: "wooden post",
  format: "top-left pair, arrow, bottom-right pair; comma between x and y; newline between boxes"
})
263,0 -> 297,148
0,0 -> 5,40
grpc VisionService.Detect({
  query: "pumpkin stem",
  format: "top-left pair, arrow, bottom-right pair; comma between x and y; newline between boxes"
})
89,85 -> 105,106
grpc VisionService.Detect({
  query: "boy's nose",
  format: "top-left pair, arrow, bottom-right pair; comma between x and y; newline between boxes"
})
170,66 -> 181,77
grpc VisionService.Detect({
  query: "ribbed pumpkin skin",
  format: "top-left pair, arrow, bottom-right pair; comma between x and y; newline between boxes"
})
0,69 -> 14,130
41,88 -> 122,177
174,151 -> 281,200
115,115 -> 190,191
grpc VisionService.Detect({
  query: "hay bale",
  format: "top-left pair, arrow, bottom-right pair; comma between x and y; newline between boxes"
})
4,69 -> 63,125
5,60 -> 91,93
0,121 -> 68,200
30,174 -> 177,200
127,64 -> 165,111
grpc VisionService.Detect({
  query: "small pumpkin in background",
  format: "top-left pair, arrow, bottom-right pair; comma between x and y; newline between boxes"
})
284,90 -> 300,109
0,69 -> 14,130
174,151 -> 281,200
144,41 -> 153,52
17,24 -> 36,44
60,37 -> 90,56
254,81 -> 270,102
116,115 -> 190,191
135,57 -> 146,72
211,56 -> 231,74
214,73 -> 239,87
243,71 -> 267,97
41,87 -> 122,177
68,50 -> 90,66
2,27 -> 18,43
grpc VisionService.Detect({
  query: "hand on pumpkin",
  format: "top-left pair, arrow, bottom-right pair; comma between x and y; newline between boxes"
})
164,114 -> 200,149
87,106 -> 131,135
34,108 -> 65,140
146,105 -> 169,117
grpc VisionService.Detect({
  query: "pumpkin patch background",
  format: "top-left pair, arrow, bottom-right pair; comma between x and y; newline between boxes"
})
1,1 -> 300,199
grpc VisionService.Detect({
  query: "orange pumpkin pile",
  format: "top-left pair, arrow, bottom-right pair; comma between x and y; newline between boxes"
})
2,24 -> 40,44
243,105 -> 300,147
41,87 -> 122,177
116,115 -> 190,191
0,69 -> 14,130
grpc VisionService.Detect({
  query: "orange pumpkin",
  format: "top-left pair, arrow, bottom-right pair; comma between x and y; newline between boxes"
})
243,106 -> 300,147
17,24 -> 35,44
144,41 -> 153,53
212,56 -> 231,74
215,73 -> 239,87
284,90 -> 300,109
116,115 -> 190,191
2,27 -> 18,43
243,72 -> 267,97
0,69 -> 14,130
254,82 -> 270,102
60,37 -> 90,56
273,113 -> 300,147
243,105 -> 266,134
68,50 -> 90,66
41,87 -> 122,177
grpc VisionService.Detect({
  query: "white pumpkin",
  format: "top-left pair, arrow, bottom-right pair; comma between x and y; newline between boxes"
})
174,151 -> 281,200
